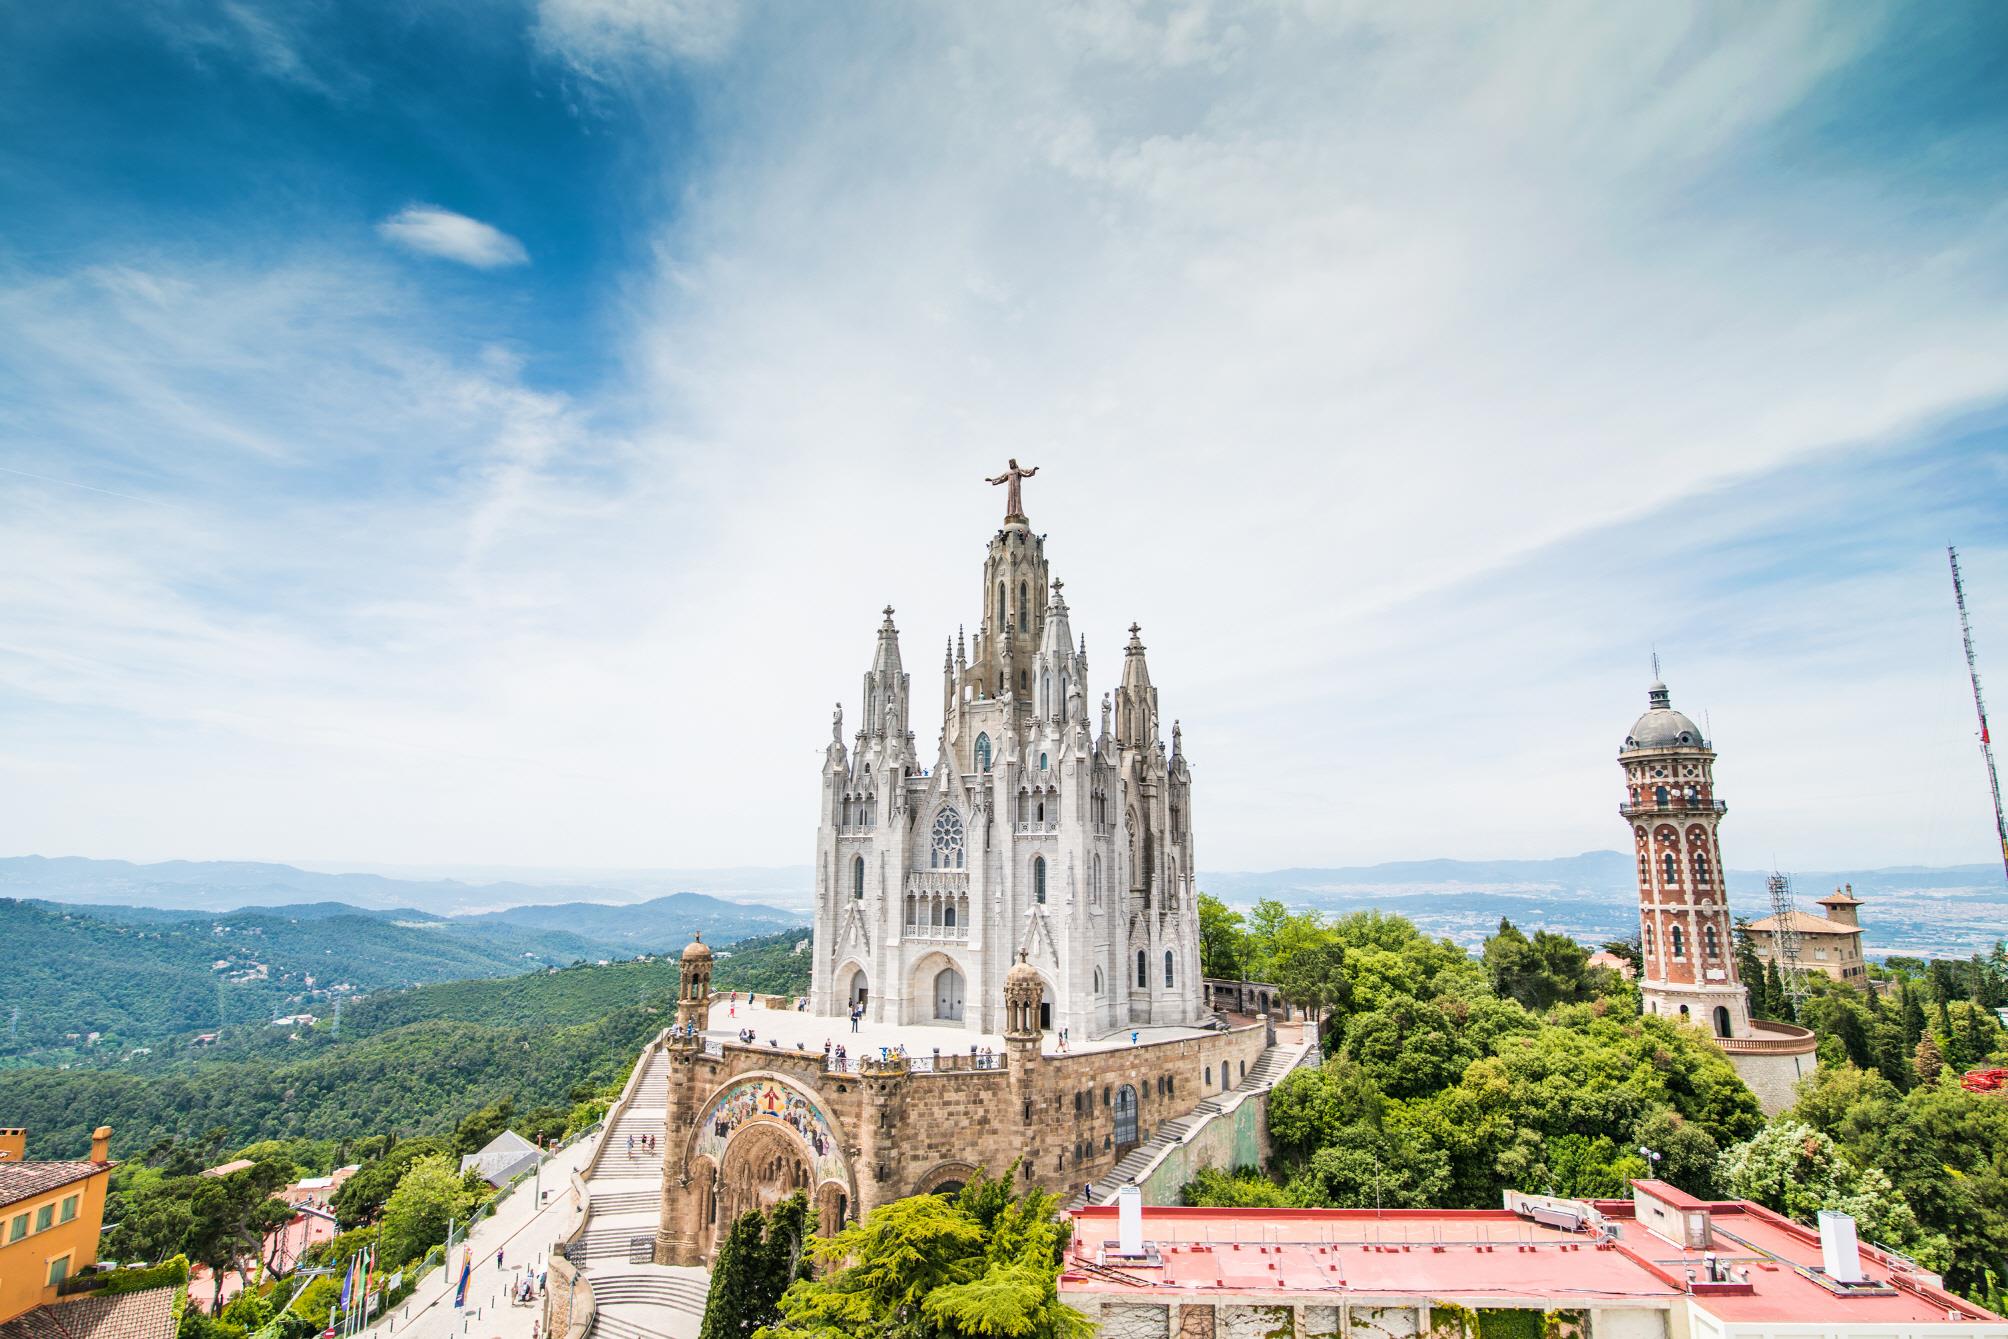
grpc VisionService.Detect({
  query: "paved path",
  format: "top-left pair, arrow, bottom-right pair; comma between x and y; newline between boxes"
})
357,1135 -> 598,1339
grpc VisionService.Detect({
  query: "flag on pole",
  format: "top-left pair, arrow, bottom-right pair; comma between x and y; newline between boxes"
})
339,1252 -> 357,1313
453,1248 -> 471,1308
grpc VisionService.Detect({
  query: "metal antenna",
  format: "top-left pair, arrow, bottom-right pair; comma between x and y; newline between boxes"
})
1651,648 -> 1662,680
1767,872 -> 1809,1021
1948,547 -> 2008,890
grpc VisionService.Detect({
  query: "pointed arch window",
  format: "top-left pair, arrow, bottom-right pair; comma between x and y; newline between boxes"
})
1093,966 -> 1104,995
852,855 -> 865,900
1163,950 -> 1174,988
1033,856 -> 1046,903
975,733 -> 992,772
931,808 -> 966,870
1136,949 -> 1147,989
997,583 -> 1006,629
1018,581 -> 1028,632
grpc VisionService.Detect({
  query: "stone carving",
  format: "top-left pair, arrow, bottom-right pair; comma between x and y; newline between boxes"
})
985,458 -> 1039,519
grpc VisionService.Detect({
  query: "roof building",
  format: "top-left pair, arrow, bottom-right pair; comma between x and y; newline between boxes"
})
0,1284 -> 178,1339
1747,886 -> 1869,987
459,1131 -> 542,1188
1616,676 -> 1817,1112
0,1127 -> 116,1329
1060,1182 -> 2006,1339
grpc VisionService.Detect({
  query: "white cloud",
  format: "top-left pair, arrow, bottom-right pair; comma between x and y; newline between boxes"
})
377,206 -> 529,269
5,6 -> 2008,878
533,0 -> 741,73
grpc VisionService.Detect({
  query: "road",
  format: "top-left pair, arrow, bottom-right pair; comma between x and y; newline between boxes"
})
356,1132 -> 601,1339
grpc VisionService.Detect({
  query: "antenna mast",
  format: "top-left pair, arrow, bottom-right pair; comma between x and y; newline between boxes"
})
1766,872 -> 1809,1021
1948,546 -> 2008,889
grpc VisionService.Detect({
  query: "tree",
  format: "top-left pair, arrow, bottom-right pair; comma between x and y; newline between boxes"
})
452,1097 -> 516,1157
1196,894 -> 1249,979
1481,920 -> 1590,1012
1182,1166 -> 1296,1207
760,1166 -> 1088,1339
700,1193 -> 810,1339
1913,1034 -> 1944,1083
182,1162 -> 294,1313
1719,1120 -> 1950,1273
1274,936 -> 1349,1025
379,1155 -> 481,1267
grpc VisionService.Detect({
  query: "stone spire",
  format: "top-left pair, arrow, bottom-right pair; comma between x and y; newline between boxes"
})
1115,623 -> 1158,747
861,606 -> 909,741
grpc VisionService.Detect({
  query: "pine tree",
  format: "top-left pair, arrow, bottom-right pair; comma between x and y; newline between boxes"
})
698,1210 -> 766,1339
1913,1034 -> 1944,1084
1765,962 -> 1789,1021
1899,982 -> 1926,1050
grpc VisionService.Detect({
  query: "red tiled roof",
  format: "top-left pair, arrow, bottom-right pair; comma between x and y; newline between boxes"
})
0,1287 -> 178,1339
0,1162 -> 105,1211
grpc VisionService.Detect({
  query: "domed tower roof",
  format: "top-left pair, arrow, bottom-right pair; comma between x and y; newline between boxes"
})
1005,951 -> 1043,994
682,931 -> 714,962
1622,679 -> 1707,751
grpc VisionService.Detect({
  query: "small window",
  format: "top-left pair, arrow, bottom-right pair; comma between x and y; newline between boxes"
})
1019,581 -> 1029,632
1136,949 -> 1147,988
1164,949 -> 1175,988
35,1204 -> 53,1232
1039,752 -> 1047,771
1663,852 -> 1678,885
945,904 -> 956,929
1671,925 -> 1686,958
58,1195 -> 77,1224
1093,966 -> 1104,995
47,1255 -> 70,1287
1703,924 -> 1719,958
1205,1065 -> 1213,1086
1034,856 -> 1047,904
975,733 -> 992,772
7,1213 -> 25,1243
853,855 -> 865,900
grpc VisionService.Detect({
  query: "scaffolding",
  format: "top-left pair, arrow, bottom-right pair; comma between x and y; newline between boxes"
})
1767,872 -> 1810,1021
1948,546 -> 2008,890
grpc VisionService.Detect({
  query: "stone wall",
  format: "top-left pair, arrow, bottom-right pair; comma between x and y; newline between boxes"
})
1133,1080 -> 1270,1204
657,1020 -> 1271,1264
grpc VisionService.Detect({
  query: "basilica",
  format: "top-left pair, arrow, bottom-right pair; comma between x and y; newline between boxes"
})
807,462 -> 1207,1038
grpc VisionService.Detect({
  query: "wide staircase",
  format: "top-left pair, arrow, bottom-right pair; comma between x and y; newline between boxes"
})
1063,1031 -> 1316,1211
573,1046 -> 709,1338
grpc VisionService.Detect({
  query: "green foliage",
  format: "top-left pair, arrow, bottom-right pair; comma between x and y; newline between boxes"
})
1720,1118 -> 1950,1272
709,929 -> 815,998
760,1166 -> 1088,1339
1481,920 -> 1594,1012
0,993 -> 668,1158
220,1290 -> 273,1331
0,897 -> 604,1062
102,1256 -> 192,1296
331,1137 -> 453,1224
1181,1166 -> 1296,1207
701,1193 -> 810,1339
1791,1063 -> 2008,1301
1197,894 -> 1250,979
379,1154 -> 484,1267
178,1308 -> 245,1339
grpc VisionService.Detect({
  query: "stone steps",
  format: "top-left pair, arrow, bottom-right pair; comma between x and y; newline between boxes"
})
1060,1033 -> 1315,1212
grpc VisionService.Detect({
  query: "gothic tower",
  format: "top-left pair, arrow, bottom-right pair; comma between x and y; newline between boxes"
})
807,466 -> 1205,1039
1618,677 -> 1752,1039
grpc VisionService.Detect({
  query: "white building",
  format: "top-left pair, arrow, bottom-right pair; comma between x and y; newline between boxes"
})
808,465 -> 1205,1039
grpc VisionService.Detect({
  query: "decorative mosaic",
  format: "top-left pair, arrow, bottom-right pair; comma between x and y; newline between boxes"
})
695,1077 -> 848,1187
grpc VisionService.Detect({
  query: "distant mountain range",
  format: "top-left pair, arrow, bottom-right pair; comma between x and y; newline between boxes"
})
1204,853 -> 2008,956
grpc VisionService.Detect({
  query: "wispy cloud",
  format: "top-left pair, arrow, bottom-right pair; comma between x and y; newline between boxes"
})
377,205 -> 530,269
3,4 -> 2007,875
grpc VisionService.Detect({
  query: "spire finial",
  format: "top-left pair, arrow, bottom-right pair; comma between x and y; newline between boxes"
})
1651,648 -> 1661,681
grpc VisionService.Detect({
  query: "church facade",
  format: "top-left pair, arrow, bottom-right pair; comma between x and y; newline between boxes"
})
807,465 -> 1206,1038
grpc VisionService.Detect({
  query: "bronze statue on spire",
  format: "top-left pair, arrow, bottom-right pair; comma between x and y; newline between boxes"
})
986,458 -> 1038,520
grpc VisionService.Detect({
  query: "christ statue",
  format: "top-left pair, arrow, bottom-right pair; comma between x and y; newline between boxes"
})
986,459 -> 1038,520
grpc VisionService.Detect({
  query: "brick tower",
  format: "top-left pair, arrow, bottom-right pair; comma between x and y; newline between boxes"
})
1618,677 -> 1752,1039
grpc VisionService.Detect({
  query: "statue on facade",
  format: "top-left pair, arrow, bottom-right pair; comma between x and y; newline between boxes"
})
985,459 -> 1039,520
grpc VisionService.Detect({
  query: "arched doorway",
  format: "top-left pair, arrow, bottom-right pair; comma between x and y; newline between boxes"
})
1113,1084 -> 1138,1151
716,1123 -> 813,1249
934,966 -> 965,1021
1713,1005 -> 1731,1038
845,968 -> 869,1010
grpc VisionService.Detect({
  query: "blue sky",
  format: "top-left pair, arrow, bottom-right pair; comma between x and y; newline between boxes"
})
3,2 -> 2007,874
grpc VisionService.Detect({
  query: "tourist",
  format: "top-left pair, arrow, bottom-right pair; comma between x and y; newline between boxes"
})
496,1248 -> 505,1270
1085,1181 -> 1095,1203
626,1135 -> 633,1155
1130,1030 -> 1139,1046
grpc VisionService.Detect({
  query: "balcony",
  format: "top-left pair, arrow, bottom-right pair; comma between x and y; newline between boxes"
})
1014,821 -> 1059,835
1618,799 -> 1726,819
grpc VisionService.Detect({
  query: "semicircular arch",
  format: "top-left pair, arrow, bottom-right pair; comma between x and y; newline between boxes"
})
687,1070 -> 857,1201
